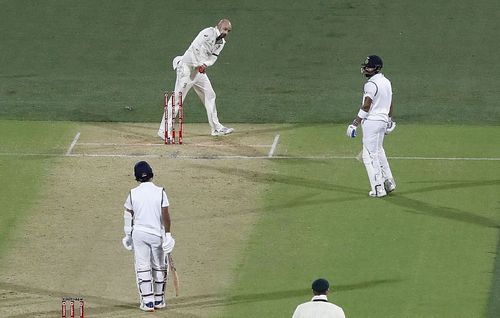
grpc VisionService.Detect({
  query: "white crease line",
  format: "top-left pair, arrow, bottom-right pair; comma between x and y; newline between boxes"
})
66,132 -> 81,156
0,152 -> 500,161
268,134 -> 280,158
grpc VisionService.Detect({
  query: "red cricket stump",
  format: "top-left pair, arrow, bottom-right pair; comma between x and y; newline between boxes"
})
178,92 -> 184,144
61,300 -> 67,318
172,93 -> 176,143
79,299 -> 84,318
163,91 -> 184,145
61,298 -> 84,318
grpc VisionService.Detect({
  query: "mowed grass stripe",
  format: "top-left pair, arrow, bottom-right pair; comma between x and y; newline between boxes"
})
0,120 -> 75,261
222,125 -> 500,318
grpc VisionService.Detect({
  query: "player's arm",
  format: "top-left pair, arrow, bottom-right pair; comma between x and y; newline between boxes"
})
386,101 -> 396,134
195,29 -> 222,72
122,202 -> 134,251
161,189 -> 175,253
346,83 -> 374,138
204,41 -> 224,68
162,207 -> 171,233
352,96 -> 372,126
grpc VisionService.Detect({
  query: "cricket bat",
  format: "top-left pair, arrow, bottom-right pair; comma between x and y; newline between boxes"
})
168,253 -> 180,297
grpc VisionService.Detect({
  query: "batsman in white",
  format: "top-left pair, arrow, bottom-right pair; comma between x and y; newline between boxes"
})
346,55 -> 396,198
122,161 -> 176,312
158,18 -> 234,138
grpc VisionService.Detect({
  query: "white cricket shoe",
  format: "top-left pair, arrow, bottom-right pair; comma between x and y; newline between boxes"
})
154,300 -> 166,309
140,301 -> 155,312
211,126 -> 234,136
384,179 -> 396,193
369,185 -> 387,198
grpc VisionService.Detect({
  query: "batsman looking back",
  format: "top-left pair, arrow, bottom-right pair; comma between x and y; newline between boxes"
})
158,19 -> 234,138
122,161 -> 176,312
346,55 -> 396,198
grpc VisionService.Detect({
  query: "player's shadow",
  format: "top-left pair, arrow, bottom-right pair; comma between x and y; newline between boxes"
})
191,163 -> 500,228
169,278 -> 401,309
189,162 -> 363,195
0,278 -> 399,317
388,179 -> 500,228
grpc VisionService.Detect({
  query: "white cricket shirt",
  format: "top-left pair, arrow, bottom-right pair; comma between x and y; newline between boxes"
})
362,73 -> 392,122
124,182 -> 169,237
182,26 -> 225,67
291,295 -> 346,318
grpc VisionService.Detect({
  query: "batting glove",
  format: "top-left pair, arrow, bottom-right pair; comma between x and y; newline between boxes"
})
122,235 -> 133,251
346,124 -> 357,138
162,233 -> 176,254
386,119 -> 396,135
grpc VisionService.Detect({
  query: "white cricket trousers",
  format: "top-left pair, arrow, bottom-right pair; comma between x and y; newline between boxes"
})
132,230 -> 165,304
159,62 -> 224,135
361,119 -> 394,193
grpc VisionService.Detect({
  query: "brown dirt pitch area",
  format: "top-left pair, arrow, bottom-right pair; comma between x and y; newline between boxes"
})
0,123 -> 287,317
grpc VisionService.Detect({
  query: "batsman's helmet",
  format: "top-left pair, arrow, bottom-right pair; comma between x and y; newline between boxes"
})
361,55 -> 383,77
134,161 -> 154,182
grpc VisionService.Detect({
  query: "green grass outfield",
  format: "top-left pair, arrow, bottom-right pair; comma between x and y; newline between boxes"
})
1,0 -> 500,317
222,124 -> 500,318
1,0 -> 499,123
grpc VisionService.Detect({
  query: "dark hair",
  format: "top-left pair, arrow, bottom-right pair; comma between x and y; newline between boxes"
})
312,278 -> 329,294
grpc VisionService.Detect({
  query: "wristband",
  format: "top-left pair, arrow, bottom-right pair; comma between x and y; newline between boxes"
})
357,109 -> 369,119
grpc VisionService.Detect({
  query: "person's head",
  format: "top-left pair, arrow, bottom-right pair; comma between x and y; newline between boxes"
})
134,161 -> 154,182
311,278 -> 330,295
361,55 -> 383,78
216,19 -> 232,39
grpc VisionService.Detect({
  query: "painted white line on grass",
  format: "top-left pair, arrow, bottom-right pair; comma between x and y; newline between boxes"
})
66,132 -> 81,156
390,156 -> 500,161
268,134 -> 280,158
1,151 -> 500,161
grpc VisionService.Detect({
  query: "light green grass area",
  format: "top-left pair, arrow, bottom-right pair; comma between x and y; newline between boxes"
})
0,121 -> 498,317
222,124 -> 500,318
0,120 -> 74,258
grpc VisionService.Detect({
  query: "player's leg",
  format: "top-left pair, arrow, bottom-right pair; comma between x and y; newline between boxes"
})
150,237 -> 167,309
193,74 -> 233,136
132,231 -> 155,311
379,147 -> 396,192
361,120 -> 387,197
158,64 -> 194,140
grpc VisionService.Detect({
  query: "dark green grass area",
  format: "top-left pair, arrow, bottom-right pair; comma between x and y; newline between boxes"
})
0,120 -> 74,261
1,0 -> 499,123
222,125 -> 500,318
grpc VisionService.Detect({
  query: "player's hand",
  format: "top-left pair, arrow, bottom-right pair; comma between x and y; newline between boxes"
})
122,235 -> 133,251
386,119 -> 396,134
162,233 -> 176,254
346,124 -> 357,138
197,64 -> 207,73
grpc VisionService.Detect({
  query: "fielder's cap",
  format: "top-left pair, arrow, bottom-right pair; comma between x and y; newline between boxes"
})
312,278 -> 329,293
